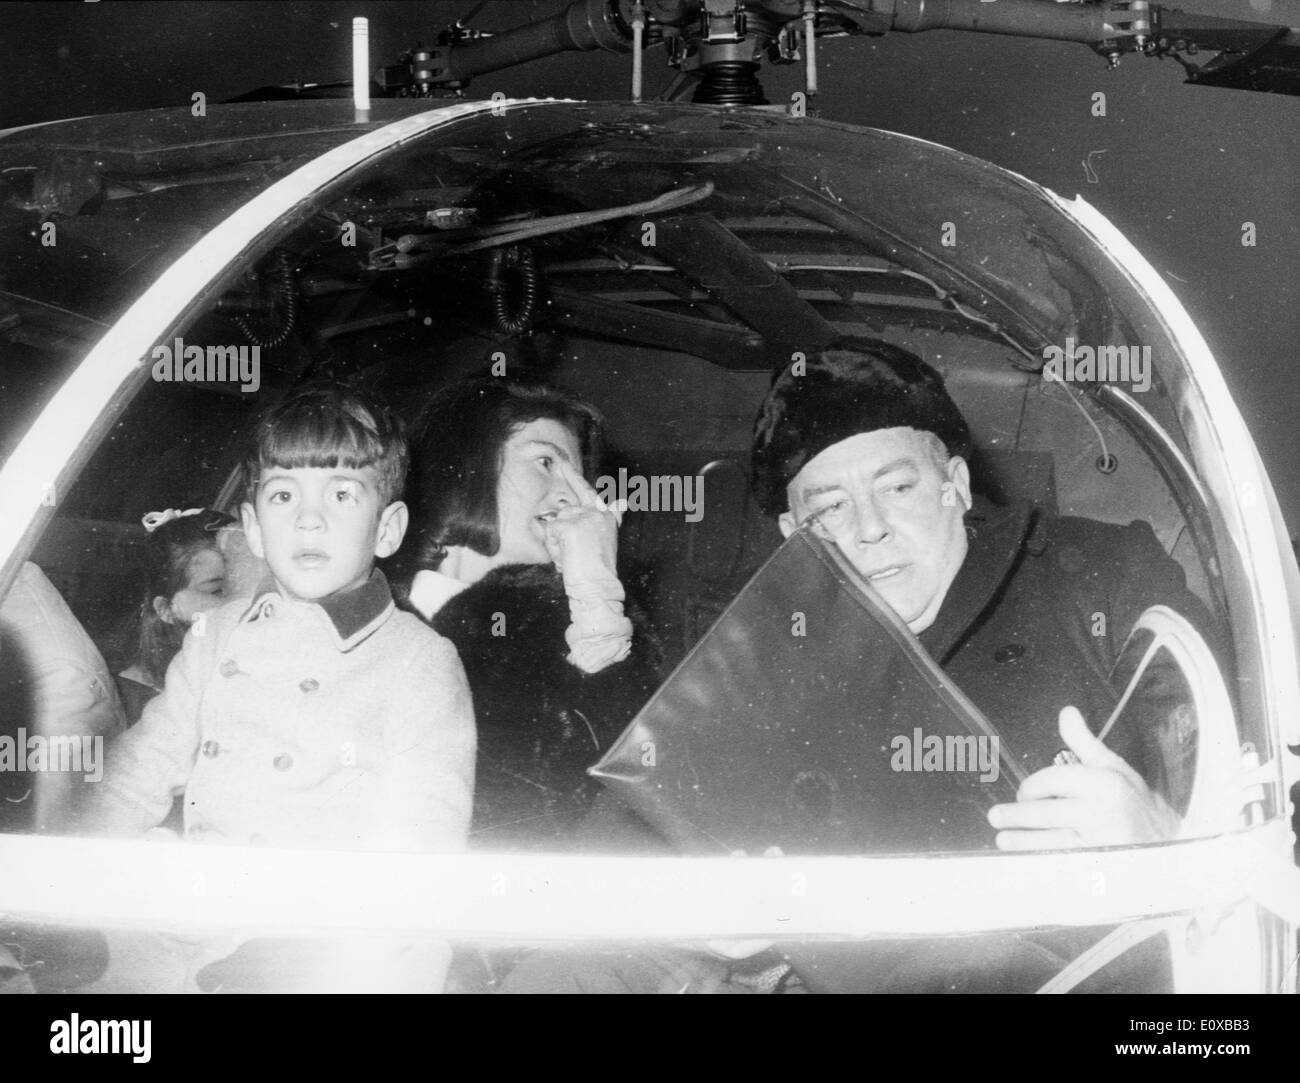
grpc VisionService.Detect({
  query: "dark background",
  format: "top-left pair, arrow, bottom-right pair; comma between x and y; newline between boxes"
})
3,0 -> 1297,529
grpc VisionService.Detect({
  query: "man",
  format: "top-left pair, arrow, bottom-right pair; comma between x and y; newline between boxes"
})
507,337 -> 1214,992
751,335 -> 1215,850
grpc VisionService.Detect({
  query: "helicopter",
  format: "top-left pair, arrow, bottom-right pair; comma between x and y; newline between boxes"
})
0,0 -> 1297,997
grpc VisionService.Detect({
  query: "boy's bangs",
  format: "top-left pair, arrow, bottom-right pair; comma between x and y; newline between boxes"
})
242,383 -> 408,506
257,414 -> 383,477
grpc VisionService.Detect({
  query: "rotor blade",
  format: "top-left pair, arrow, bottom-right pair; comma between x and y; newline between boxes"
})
1184,28 -> 1300,97
1153,7 -> 1290,55
425,0 -> 631,86
851,1 -> 1300,97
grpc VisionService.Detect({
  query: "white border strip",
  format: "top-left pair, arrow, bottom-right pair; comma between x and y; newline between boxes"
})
1045,192 -> 1300,750
0,99 -> 549,565
0,824 -> 1287,939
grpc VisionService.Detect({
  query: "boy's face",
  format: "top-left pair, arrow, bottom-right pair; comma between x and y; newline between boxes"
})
241,465 -> 406,602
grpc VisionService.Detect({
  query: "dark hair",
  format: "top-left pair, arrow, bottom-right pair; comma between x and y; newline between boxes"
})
407,377 -> 603,570
751,336 -> 972,516
241,382 -> 409,507
133,508 -> 235,686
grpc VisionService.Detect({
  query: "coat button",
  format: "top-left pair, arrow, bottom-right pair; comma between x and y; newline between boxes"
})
994,644 -> 1026,663
219,659 -> 240,678
273,753 -> 293,771
201,740 -> 220,758
299,677 -> 319,693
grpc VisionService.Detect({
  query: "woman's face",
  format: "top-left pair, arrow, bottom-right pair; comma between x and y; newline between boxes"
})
494,418 -> 584,565
161,547 -> 228,625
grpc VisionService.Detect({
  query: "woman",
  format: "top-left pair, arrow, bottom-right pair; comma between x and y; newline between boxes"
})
403,376 -> 661,851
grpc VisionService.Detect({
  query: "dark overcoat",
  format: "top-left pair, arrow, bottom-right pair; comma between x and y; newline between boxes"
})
919,499 -> 1218,780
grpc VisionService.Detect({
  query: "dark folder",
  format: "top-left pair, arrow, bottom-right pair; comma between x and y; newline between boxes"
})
590,527 -> 1024,857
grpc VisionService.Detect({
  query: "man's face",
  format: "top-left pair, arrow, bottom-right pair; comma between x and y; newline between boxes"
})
778,427 -> 972,634
242,465 -> 406,602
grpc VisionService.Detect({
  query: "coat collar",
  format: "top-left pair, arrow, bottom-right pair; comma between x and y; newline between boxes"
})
917,499 -> 1043,665
240,569 -> 396,652
408,568 -> 471,622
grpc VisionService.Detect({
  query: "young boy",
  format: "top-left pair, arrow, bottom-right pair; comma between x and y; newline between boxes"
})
78,383 -> 475,990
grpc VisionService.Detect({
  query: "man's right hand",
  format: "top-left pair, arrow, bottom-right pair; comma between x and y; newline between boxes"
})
987,706 -> 1179,849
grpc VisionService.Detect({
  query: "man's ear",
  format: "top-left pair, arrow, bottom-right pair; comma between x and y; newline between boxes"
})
374,500 -> 408,559
777,510 -> 797,540
151,595 -> 174,624
240,502 -> 265,559
945,457 -> 973,512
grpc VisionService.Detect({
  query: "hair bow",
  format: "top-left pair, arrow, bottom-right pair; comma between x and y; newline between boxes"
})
141,508 -> 204,533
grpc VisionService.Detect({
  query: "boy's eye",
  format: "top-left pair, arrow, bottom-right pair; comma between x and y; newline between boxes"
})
267,489 -> 292,505
332,485 -> 359,503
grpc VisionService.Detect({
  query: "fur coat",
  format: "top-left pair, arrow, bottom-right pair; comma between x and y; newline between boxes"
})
428,563 -> 662,850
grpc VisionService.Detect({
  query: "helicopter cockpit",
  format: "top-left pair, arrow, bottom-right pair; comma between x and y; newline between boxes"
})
1,1 -> 1296,998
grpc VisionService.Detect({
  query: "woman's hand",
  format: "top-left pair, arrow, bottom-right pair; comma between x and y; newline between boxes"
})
541,459 -> 624,585
543,459 -> 633,674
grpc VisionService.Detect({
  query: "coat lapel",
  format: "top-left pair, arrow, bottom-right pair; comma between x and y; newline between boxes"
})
919,500 -> 1038,666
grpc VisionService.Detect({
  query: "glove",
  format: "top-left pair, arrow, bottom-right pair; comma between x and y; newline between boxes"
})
542,460 -> 634,675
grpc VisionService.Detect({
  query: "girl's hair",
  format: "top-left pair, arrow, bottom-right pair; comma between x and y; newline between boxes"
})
241,382 -> 409,507
133,508 -> 235,686
406,376 -> 604,571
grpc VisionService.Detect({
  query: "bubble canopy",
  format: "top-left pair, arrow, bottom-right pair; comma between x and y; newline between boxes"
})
0,99 -> 1295,993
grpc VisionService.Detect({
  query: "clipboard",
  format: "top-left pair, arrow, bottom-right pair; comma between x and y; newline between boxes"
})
590,527 -> 1025,856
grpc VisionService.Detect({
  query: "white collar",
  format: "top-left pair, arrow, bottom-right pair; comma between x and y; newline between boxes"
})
119,663 -> 162,693
409,568 -> 471,621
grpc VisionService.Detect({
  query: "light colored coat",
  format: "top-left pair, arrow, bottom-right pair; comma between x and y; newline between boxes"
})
87,572 -> 475,853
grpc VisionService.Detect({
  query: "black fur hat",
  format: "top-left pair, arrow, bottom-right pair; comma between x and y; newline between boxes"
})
751,337 -> 972,516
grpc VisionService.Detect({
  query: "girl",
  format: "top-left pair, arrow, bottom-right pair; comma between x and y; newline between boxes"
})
117,507 -> 234,723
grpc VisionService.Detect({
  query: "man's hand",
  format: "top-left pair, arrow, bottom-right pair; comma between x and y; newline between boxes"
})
987,706 -> 1179,850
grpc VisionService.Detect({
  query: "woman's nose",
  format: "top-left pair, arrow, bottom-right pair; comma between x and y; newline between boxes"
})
551,475 -> 580,507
